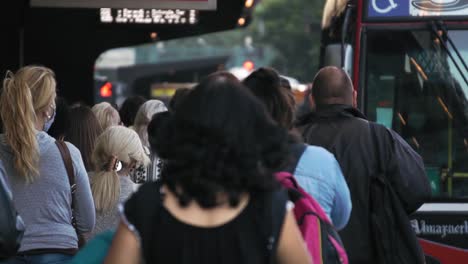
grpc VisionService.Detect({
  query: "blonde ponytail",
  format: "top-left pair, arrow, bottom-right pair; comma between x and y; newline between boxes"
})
91,171 -> 121,212
0,66 -> 56,182
91,126 -> 149,212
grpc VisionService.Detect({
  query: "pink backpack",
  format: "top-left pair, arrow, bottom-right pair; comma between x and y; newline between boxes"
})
276,171 -> 348,264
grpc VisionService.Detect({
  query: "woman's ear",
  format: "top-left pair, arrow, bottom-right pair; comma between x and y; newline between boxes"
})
308,94 -> 316,110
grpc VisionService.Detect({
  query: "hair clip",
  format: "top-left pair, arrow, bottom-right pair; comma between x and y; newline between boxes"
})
115,160 -> 123,172
106,155 -> 123,172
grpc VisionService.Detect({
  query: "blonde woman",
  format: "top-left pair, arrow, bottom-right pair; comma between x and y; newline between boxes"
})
87,126 -> 149,240
91,102 -> 121,131
0,66 -> 95,264
131,100 -> 167,183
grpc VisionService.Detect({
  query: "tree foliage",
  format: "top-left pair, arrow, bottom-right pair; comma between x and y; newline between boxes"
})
133,0 -> 325,82
249,0 -> 324,81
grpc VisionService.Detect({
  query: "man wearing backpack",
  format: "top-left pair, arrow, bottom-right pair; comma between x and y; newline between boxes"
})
296,66 -> 431,264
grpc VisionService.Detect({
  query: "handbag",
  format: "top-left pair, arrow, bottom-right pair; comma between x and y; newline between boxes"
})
55,140 -> 86,248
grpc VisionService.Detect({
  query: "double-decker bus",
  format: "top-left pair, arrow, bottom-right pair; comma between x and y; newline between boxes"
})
321,0 -> 468,262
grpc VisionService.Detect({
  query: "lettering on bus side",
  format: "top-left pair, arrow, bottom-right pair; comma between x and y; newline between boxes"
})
411,220 -> 468,238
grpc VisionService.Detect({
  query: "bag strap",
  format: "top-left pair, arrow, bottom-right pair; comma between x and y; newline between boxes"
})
369,122 -> 394,177
284,143 -> 307,174
369,123 -> 399,263
55,141 -> 78,227
262,190 -> 287,264
369,122 -> 383,174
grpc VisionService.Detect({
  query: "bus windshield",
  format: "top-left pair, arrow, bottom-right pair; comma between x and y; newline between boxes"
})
364,28 -> 468,199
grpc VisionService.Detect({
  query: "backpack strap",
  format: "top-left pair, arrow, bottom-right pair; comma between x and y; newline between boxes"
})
369,122 -> 385,175
368,123 -> 397,263
264,189 -> 288,264
284,143 -> 307,174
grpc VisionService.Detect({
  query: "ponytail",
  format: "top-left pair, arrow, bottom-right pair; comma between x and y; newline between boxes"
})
91,171 -> 121,212
91,126 -> 149,212
0,66 -> 56,183
1,71 -> 39,182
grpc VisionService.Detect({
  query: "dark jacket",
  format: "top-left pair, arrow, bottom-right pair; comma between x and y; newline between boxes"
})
296,104 -> 431,264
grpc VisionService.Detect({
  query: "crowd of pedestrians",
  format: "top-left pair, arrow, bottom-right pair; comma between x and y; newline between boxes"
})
0,64 -> 430,264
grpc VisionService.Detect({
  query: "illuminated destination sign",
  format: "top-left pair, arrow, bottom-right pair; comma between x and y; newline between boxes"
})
100,8 -> 198,25
367,0 -> 468,19
31,0 -> 216,10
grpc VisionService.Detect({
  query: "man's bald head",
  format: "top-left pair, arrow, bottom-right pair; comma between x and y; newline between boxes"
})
311,66 -> 355,108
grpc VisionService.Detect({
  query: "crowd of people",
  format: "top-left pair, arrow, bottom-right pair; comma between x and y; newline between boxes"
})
0,64 -> 431,264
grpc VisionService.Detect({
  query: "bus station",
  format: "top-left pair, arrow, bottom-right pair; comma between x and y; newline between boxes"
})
0,1 -> 467,263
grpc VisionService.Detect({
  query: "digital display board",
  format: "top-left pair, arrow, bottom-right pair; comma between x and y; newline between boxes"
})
31,0 -> 217,10
100,8 -> 198,25
367,0 -> 468,20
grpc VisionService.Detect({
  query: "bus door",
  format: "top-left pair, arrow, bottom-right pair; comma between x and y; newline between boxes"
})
362,27 -> 468,263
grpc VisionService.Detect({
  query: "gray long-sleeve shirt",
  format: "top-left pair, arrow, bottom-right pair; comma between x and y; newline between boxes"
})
0,131 -> 95,251
85,175 -> 135,241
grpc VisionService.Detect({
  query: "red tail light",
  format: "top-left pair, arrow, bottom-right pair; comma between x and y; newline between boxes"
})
100,82 -> 113,98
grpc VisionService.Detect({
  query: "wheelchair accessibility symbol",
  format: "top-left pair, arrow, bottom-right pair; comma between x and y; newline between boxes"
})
371,0 -> 398,14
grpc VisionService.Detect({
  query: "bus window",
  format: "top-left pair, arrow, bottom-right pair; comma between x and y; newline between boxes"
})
364,29 -> 468,199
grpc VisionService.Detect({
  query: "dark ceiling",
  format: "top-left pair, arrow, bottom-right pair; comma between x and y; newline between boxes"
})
0,0 -> 249,104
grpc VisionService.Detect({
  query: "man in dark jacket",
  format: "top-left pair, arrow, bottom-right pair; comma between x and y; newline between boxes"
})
296,66 -> 431,264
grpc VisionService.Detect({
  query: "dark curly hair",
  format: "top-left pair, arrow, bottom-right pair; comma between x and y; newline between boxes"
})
168,87 -> 191,113
149,72 -> 289,209
119,95 -> 147,127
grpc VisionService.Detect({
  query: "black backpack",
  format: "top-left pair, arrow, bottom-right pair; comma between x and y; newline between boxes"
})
369,122 -> 425,264
0,178 -> 24,260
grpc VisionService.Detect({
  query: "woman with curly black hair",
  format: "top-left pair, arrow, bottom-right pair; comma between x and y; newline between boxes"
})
104,72 -> 311,264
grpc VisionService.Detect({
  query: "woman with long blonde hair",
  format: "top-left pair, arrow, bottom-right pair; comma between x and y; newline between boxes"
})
0,66 -> 95,264
86,126 -> 149,240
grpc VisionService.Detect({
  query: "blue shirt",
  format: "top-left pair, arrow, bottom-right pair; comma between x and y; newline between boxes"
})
294,145 -> 351,230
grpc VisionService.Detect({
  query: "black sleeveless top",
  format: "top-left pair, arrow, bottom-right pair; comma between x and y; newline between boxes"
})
123,182 -> 288,264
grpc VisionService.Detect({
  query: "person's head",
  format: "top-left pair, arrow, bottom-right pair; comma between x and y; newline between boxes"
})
133,100 -> 167,147
47,97 -> 70,141
150,71 -> 289,209
66,105 -> 103,172
147,111 -> 173,159
119,96 -> 147,127
310,66 -> 356,109
168,88 -> 191,112
91,102 -> 121,130
0,66 -> 56,182
91,126 -> 149,212
280,77 -> 292,90
243,67 -> 296,130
